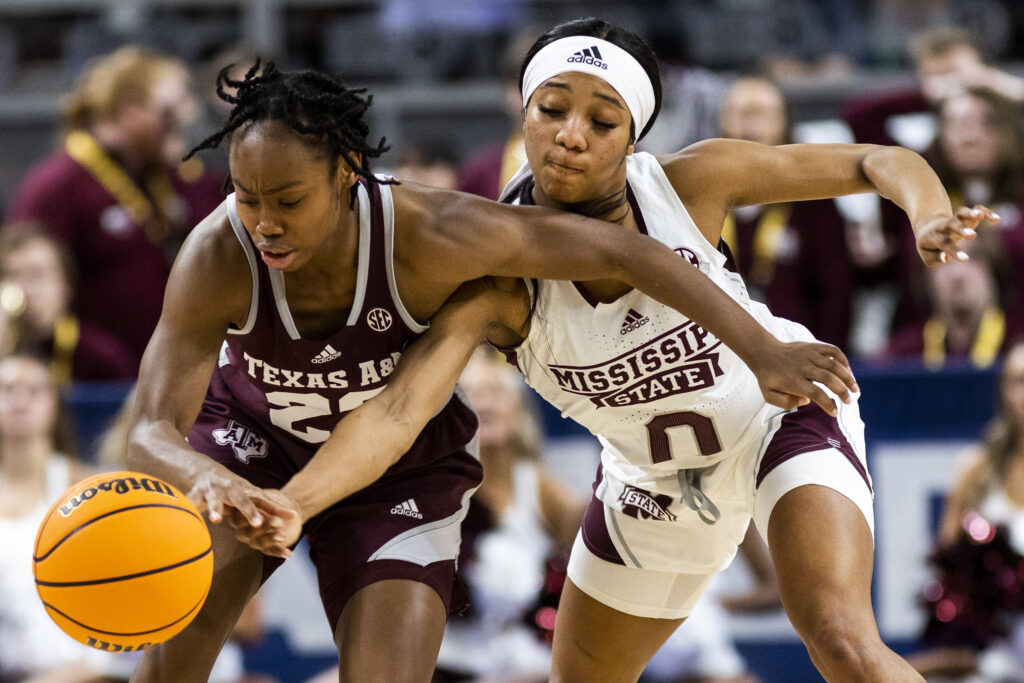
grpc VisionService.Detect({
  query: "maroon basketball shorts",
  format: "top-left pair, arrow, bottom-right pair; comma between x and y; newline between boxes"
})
188,402 -> 482,631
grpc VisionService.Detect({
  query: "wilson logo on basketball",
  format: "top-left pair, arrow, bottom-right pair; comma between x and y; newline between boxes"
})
366,307 -> 393,332
58,477 -> 177,517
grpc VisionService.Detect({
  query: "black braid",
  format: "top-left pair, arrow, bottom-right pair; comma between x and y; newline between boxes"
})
186,60 -> 391,187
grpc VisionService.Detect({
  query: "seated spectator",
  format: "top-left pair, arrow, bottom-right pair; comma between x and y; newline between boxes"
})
92,385 -> 276,683
0,351 -> 111,681
455,28 -> 533,200
844,26 -> 1024,152
924,87 -> 1024,333
843,27 -> 1024,339
435,349 -> 584,682
909,340 -> 1024,680
6,46 -> 224,369
717,76 -> 853,348
391,137 -> 460,190
885,231 -> 1010,369
0,224 -> 137,383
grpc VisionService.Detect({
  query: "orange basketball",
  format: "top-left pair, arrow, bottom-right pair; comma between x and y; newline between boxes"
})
32,470 -> 213,653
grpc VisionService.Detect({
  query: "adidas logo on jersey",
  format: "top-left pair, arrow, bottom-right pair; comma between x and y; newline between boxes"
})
567,45 -> 608,70
391,498 -> 423,519
620,309 -> 649,335
311,344 -> 342,364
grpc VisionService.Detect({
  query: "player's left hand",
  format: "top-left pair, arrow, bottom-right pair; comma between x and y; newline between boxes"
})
225,488 -> 302,558
751,339 -> 858,418
915,205 -> 999,266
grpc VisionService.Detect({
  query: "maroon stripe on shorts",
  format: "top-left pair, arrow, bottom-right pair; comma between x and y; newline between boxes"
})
580,465 -> 626,566
756,402 -> 871,493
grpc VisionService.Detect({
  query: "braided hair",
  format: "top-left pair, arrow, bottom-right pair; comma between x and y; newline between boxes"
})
186,60 -> 390,186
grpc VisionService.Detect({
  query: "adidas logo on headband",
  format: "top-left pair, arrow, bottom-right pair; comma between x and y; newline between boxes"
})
567,45 -> 608,70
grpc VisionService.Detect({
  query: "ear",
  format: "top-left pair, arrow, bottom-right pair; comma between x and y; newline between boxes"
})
626,140 -> 636,155
335,153 -> 363,193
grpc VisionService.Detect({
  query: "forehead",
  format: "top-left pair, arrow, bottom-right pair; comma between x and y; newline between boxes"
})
0,356 -> 50,383
1004,347 -> 1024,377
942,94 -> 989,119
724,81 -> 784,112
229,120 -> 328,182
537,71 -> 626,106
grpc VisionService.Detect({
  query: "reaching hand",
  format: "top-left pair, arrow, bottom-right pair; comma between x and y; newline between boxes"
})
186,469 -> 300,557
187,467 -> 269,529
751,339 -> 858,417
915,205 -> 999,266
230,489 -> 302,559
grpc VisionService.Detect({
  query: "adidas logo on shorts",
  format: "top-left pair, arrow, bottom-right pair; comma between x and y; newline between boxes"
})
311,344 -> 342,364
391,498 -> 423,519
620,308 -> 649,335
567,45 -> 608,70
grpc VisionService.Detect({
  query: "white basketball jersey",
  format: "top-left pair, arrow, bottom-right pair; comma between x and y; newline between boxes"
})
510,153 -> 814,501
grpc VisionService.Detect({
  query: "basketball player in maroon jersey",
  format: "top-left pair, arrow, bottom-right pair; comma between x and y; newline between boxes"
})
125,62 -> 860,681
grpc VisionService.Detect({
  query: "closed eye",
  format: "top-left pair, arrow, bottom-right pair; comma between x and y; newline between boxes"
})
279,198 -> 304,208
538,105 -> 564,117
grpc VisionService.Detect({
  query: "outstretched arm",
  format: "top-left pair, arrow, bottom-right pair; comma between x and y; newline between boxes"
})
661,139 -> 998,265
402,186 -> 858,415
238,278 -> 529,557
126,207 -> 287,529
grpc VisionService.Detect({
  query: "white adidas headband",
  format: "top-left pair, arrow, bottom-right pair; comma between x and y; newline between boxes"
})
521,36 -> 656,137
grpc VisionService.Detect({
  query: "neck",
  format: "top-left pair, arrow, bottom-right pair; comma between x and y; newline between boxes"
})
564,184 -> 631,224
480,445 -> 515,479
945,308 -> 986,351
89,124 -> 146,175
0,437 -> 52,482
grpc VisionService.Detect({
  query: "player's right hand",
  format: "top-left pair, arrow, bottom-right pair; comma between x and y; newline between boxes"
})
186,467 -> 268,531
752,339 -> 858,417
232,489 -> 302,559
915,205 -> 999,266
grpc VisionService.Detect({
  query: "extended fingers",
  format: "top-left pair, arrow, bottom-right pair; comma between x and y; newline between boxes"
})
802,381 -> 838,418
957,205 -> 1000,230
811,348 -> 859,400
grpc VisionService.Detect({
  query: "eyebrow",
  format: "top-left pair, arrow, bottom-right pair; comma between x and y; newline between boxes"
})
538,81 -> 626,109
232,180 -> 303,194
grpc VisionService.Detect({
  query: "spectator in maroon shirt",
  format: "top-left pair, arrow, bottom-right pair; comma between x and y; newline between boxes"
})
886,231 -> 1011,370
717,76 -> 853,348
5,46 -> 224,368
842,28 -> 1024,337
904,87 -> 1024,343
456,29 -> 532,200
0,223 -> 136,383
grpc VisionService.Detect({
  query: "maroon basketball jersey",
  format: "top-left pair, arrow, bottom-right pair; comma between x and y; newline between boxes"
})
204,178 -> 477,474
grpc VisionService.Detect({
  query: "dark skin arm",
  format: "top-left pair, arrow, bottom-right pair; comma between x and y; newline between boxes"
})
125,203 -> 289,529
393,184 -> 856,416
659,139 -> 998,265
237,277 -> 530,557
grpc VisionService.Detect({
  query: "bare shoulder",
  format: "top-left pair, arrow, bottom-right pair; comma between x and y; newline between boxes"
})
166,200 -> 253,328
657,138 -> 749,197
390,181 -> 512,284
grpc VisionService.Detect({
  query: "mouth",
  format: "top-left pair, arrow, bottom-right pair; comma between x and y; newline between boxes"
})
547,158 -> 582,173
258,247 -> 296,269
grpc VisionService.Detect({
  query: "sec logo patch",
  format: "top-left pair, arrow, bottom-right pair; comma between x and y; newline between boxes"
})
367,307 -> 393,331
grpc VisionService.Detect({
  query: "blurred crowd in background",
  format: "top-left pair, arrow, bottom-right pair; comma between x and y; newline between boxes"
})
2,0 -> 1024,681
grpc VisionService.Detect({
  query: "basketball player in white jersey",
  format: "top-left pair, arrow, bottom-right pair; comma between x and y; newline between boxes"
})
236,19 -> 995,683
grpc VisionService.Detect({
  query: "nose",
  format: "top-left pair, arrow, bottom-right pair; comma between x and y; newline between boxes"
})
554,114 -> 587,151
255,206 -> 284,237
